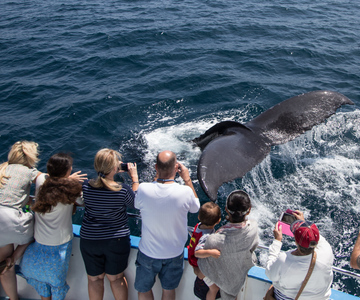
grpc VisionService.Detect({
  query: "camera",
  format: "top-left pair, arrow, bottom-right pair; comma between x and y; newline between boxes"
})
120,163 -> 129,172
278,210 -> 296,237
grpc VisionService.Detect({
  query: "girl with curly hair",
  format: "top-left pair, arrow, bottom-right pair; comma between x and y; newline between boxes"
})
19,153 -> 84,300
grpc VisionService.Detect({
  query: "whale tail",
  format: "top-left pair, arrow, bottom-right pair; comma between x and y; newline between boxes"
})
194,90 -> 354,201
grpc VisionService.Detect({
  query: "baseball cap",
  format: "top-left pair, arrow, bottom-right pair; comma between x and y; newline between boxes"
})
290,220 -> 319,248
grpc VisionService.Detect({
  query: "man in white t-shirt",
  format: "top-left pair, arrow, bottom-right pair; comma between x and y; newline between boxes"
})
134,150 -> 200,300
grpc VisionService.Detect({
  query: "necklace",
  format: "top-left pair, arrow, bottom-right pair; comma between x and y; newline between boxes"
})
156,178 -> 175,183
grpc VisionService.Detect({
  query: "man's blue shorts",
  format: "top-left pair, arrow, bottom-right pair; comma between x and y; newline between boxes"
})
134,250 -> 184,292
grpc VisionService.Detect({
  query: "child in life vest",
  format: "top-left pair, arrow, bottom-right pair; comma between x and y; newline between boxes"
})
187,202 -> 221,300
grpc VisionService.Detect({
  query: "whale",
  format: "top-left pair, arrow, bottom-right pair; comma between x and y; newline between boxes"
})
193,90 -> 354,201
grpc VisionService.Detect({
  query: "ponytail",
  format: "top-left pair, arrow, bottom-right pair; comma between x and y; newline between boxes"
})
226,190 -> 252,223
89,149 -> 122,192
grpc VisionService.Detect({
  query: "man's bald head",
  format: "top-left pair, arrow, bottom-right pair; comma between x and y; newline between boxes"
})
156,151 -> 177,178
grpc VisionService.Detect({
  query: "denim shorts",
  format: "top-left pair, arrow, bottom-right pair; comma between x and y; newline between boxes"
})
134,250 -> 184,292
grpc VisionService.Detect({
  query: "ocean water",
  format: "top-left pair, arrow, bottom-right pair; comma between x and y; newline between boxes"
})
1,0 -> 360,296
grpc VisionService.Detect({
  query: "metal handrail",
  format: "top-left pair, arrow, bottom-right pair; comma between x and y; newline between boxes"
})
257,244 -> 360,280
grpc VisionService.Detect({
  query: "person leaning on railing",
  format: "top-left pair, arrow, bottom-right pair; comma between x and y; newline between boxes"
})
0,141 -> 42,300
19,153 -> 84,300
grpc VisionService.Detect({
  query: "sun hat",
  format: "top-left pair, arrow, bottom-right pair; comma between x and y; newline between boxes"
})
290,220 -> 320,248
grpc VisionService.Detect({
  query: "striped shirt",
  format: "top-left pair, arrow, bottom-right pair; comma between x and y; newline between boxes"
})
274,288 -> 294,300
80,180 -> 135,240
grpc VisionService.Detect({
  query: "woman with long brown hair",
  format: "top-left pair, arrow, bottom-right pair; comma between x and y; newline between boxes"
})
19,153 -> 83,300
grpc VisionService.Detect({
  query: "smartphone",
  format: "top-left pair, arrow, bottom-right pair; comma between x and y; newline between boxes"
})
120,163 -> 129,172
278,210 -> 296,237
280,212 -> 297,225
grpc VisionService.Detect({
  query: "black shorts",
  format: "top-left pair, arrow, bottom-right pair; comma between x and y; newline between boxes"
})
80,236 -> 131,276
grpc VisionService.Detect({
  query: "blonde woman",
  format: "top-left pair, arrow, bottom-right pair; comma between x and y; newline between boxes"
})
80,148 -> 139,300
0,141 -> 42,300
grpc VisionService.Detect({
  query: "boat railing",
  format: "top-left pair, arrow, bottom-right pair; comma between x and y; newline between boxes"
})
256,244 -> 360,280
25,195 -> 360,283
73,209 -> 360,280
123,212 -> 360,280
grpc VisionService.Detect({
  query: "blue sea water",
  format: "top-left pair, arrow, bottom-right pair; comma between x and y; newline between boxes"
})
1,0 -> 360,296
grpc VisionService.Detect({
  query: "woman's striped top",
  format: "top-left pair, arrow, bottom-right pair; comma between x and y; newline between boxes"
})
80,180 -> 135,240
274,288 -> 294,300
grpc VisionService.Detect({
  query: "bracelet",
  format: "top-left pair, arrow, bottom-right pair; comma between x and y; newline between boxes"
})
132,181 -> 139,184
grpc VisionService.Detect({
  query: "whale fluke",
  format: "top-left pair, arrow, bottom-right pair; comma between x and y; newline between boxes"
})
193,90 -> 354,201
